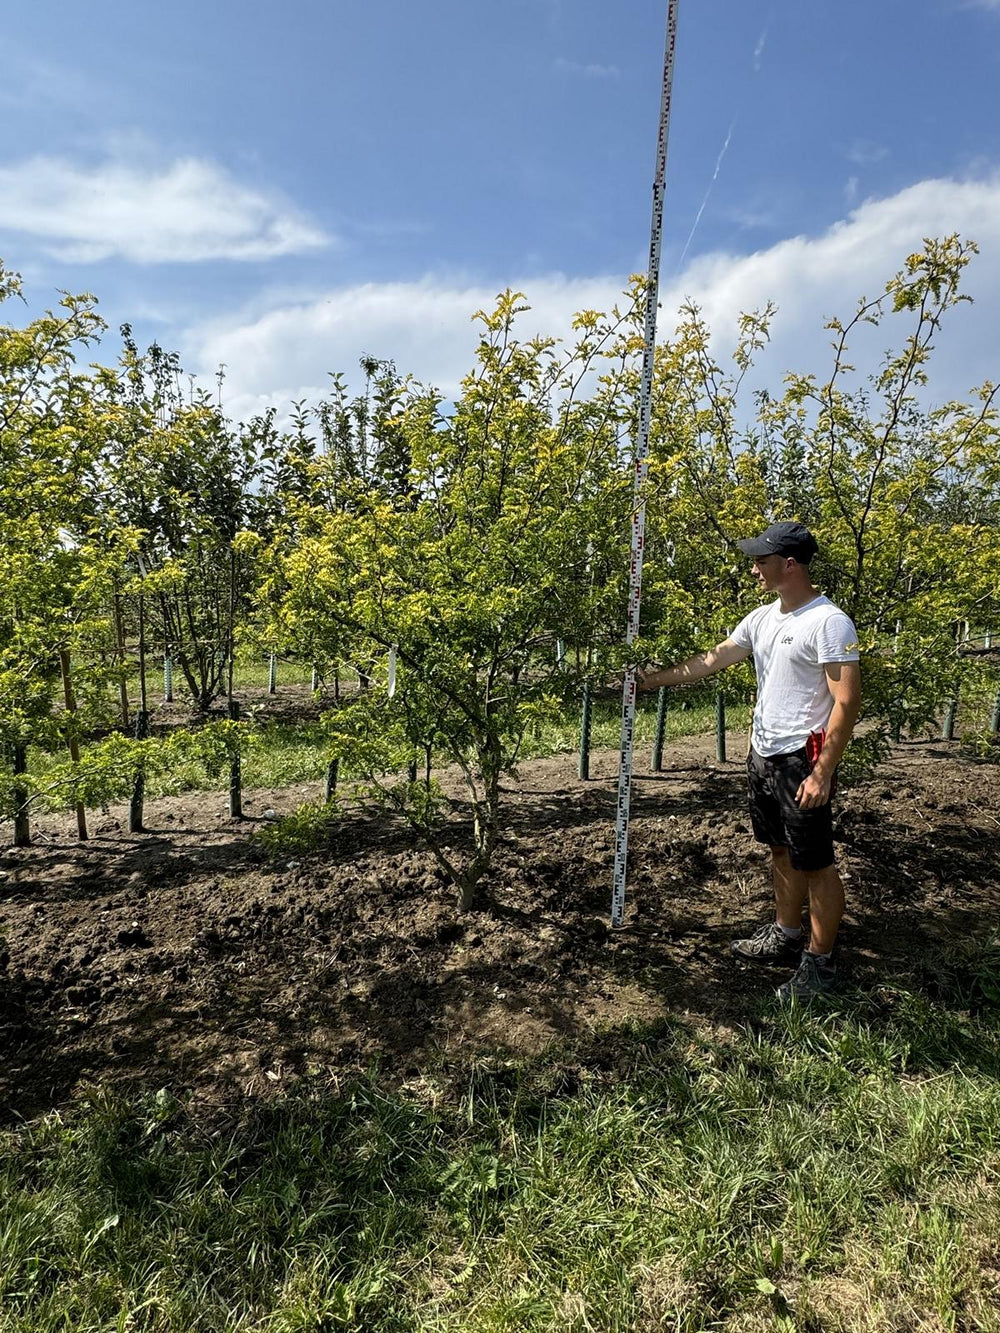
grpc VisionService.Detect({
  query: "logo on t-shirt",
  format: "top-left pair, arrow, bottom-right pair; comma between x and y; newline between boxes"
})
781,635 -> 794,645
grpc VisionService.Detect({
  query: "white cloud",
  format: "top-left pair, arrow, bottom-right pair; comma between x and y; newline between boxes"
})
0,51 -> 102,115
724,200 -> 780,232
553,57 -> 620,78
0,153 -> 330,263
183,174 -> 1000,424
845,139 -> 889,166
669,176 -> 1000,393
186,275 -> 625,422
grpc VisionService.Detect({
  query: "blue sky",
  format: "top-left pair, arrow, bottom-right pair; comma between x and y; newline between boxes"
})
3,0 -> 1000,421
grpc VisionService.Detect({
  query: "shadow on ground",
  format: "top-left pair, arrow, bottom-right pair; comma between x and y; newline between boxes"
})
2,739 -> 999,1121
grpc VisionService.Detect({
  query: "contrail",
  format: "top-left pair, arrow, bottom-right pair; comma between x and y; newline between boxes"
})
676,117 -> 736,271
753,24 -> 768,71
673,17 -> 768,274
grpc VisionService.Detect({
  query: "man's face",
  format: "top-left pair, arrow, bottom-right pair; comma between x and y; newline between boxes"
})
751,553 -> 790,591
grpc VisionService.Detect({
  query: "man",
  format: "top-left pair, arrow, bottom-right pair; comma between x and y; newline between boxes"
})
639,521 -> 861,1002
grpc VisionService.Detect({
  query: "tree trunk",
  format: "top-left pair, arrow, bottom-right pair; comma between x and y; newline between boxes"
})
112,585 -> 130,728
226,561 -> 243,817
137,592 -> 148,714
130,592 -> 149,833
59,651 -> 88,841
228,699 -> 243,819
457,873 -> 477,913
129,708 -> 149,833
463,756 -> 502,913
12,742 -> 30,847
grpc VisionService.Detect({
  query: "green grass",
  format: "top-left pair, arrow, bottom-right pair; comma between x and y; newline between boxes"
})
1,989 -> 998,1331
118,657 -> 360,702
23,692 -> 752,813
520,694 -> 752,762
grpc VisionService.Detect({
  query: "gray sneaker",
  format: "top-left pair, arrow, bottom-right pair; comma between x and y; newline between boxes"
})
776,952 -> 838,1004
731,922 -> 805,965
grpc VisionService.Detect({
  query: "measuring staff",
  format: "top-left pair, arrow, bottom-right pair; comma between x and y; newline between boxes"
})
611,0 -> 681,928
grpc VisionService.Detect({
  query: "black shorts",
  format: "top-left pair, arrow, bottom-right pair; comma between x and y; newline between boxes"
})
746,745 -> 836,872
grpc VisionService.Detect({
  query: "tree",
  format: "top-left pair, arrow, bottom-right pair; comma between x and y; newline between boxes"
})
96,332 -> 263,712
0,263 -> 125,834
263,291 -> 640,907
643,234 -> 1000,764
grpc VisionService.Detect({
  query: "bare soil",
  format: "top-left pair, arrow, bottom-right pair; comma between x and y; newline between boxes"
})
1,735 -> 998,1122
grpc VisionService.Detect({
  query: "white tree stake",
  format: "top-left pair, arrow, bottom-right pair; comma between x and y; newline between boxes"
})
388,644 -> 398,698
612,0 -> 681,928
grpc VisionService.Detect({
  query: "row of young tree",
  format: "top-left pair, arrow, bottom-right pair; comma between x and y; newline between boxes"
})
2,236 -> 998,906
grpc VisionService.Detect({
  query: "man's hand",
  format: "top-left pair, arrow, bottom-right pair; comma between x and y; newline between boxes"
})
795,769 -> 833,809
606,663 -> 661,693
635,663 -> 663,692
795,661 -> 861,809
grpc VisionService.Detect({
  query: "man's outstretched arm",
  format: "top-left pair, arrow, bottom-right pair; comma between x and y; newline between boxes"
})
637,638 -> 751,691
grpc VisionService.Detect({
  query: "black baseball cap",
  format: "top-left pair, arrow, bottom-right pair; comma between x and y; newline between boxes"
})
736,521 -> 818,563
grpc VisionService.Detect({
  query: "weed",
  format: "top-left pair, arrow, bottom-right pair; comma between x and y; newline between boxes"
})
252,798 -> 341,858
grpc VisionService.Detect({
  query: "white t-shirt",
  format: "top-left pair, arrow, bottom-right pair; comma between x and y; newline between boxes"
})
730,594 -> 859,757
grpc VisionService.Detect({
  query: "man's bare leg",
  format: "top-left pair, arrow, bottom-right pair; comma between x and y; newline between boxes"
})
803,864 -> 845,956
775,862 -> 845,1001
731,847 -> 814,962
771,846 -> 808,931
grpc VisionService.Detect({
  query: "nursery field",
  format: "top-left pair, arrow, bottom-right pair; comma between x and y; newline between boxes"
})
1,727 -> 1000,1331
2,727 -> 998,1119
3,242 -> 1000,1330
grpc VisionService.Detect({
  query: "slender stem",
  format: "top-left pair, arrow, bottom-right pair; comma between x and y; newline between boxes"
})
59,650 -> 88,841
12,742 -> 30,847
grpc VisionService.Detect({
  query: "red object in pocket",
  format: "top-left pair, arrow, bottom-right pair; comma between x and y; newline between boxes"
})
806,728 -> 826,766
